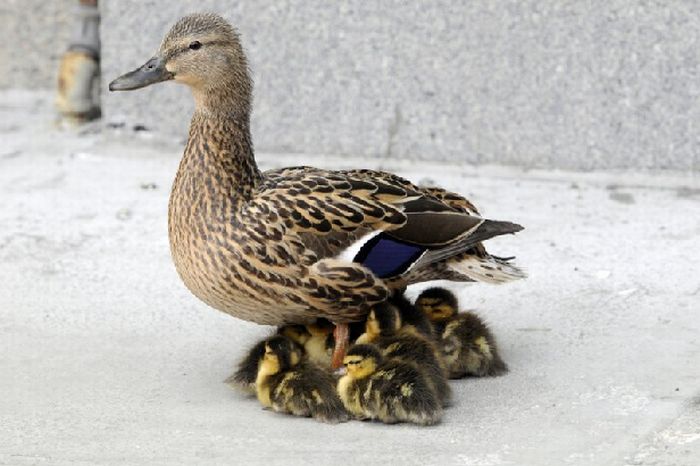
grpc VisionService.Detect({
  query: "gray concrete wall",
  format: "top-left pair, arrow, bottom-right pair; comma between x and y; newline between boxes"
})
0,0 -> 74,90
100,1 -> 700,172
3,1 -> 698,171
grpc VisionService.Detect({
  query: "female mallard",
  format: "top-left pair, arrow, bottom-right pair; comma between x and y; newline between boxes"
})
109,13 -> 525,368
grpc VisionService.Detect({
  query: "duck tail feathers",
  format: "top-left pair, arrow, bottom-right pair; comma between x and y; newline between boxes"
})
447,254 -> 526,284
468,219 -> 523,244
416,219 -> 523,268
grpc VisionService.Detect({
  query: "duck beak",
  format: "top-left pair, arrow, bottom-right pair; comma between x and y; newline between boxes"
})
108,56 -> 173,91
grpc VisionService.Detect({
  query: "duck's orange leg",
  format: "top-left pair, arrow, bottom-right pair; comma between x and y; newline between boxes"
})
331,322 -> 350,369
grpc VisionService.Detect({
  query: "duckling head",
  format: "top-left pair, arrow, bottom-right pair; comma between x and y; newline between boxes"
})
366,302 -> 402,337
109,13 -> 251,115
260,336 -> 302,375
279,325 -> 311,346
343,344 -> 382,380
307,319 -> 334,337
415,287 -> 458,322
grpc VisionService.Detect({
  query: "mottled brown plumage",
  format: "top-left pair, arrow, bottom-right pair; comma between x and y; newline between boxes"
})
110,13 -> 525,332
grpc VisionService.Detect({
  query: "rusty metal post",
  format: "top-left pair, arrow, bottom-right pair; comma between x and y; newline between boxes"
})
56,0 -> 101,123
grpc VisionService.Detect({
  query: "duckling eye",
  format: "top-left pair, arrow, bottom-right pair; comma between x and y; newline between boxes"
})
189,41 -> 202,50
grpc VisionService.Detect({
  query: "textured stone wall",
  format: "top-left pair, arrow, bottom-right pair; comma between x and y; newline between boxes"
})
4,1 -> 699,171
0,0 -> 75,89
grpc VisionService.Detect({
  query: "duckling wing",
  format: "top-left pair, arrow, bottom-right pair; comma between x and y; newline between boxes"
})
378,334 -> 452,406
271,365 -> 349,423
370,361 -> 443,425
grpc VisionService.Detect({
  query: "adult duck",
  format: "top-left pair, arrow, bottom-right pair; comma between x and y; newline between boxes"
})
109,13 -> 525,368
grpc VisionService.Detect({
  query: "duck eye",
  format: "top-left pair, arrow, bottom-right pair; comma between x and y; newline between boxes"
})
189,41 -> 202,50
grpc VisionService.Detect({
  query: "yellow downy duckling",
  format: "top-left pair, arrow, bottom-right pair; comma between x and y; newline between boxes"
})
304,321 -> 335,368
225,325 -> 307,394
357,303 -> 451,406
415,287 -> 508,378
390,292 -> 435,340
414,287 -> 460,335
279,322 -> 334,368
224,339 -> 268,395
278,324 -> 311,347
256,336 -> 349,423
338,344 -> 442,425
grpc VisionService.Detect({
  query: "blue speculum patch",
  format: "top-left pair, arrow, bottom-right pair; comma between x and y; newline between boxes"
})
353,233 -> 426,278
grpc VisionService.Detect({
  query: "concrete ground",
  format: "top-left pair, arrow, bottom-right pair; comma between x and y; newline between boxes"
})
1,91 -> 699,466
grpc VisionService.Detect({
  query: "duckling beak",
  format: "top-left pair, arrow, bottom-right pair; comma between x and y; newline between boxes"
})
108,56 -> 174,91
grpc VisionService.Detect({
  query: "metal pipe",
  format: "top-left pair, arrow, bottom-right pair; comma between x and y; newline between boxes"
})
56,0 -> 101,123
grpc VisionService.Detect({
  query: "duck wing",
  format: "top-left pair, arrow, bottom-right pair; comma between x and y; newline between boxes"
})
252,167 -> 522,280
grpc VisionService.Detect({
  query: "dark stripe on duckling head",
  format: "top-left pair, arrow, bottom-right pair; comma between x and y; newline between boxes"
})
353,233 -> 425,278
265,335 -> 301,370
417,287 -> 459,311
372,302 -> 402,336
346,344 -> 383,361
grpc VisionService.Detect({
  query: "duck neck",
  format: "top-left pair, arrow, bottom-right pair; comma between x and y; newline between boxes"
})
177,109 -> 262,210
192,83 -> 251,123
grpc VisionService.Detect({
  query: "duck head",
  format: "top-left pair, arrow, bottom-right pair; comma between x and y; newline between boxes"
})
109,13 -> 251,115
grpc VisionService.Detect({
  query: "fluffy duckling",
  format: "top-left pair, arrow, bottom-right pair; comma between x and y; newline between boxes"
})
304,321 -> 335,367
256,336 -> 349,423
278,324 -> 311,347
389,292 -> 435,340
415,287 -> 508,378
224,339 -> 268,395
225,326 -> 307,394
338,344 -> 442,425
356,302 -> 451,407
414,287 -> 460,335
279,321 -> 335,368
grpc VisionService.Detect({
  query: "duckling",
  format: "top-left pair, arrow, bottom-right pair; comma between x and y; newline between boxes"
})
414,287 -> 460,335
224,339 -> 267,395
442,313 -> 508,378
109,13 -> 525,370
278,324 -> 311,347
280,321 -> 335,368
225,325 -> 308,393
304,320 -> 335,368
389,292 -> 434,339
416,287 -> 508,378
338,344 -> 442,425
357,302 -> 451,406
256,336 -> 349,423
